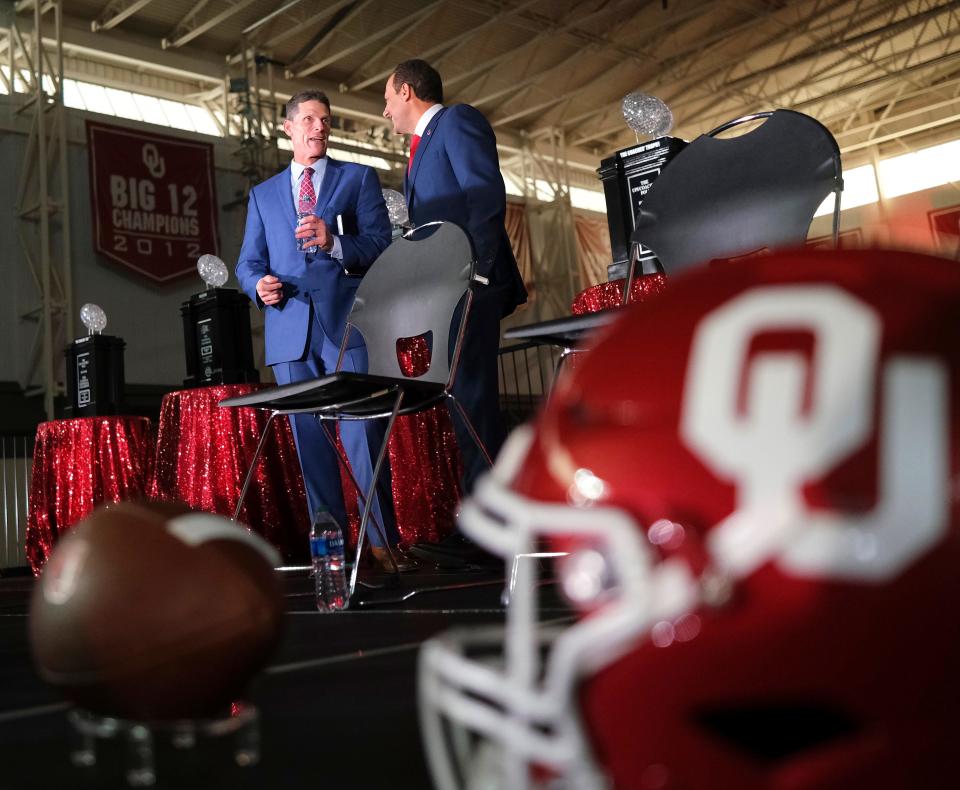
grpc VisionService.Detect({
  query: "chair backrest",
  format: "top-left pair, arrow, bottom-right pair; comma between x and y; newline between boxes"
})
346,221 -> 474,386
632,109 -> 842,274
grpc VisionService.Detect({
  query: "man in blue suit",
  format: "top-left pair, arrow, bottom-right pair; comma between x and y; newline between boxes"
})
383,60 -> 527,564
236,89 -> 400,563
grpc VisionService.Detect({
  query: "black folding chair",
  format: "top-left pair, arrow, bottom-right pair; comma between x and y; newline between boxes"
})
624,108 -> 843,297
220,222 -> 490,601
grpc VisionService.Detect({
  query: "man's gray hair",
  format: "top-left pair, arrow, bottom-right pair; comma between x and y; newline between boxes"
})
285,89 -> 331,120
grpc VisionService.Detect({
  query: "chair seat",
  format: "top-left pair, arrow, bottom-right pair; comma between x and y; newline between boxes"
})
219,372 -> 446,418
502,309 -> 617,347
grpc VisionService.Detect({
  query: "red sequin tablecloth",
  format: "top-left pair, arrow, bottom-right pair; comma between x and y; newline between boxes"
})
150,383 -> 311,564
387,411 -> 462,547
388,349 -> 462,552
571,272 -> 668,315
308,407 -> 463,553
150,380 -> 463,561
26,416 -> 155,575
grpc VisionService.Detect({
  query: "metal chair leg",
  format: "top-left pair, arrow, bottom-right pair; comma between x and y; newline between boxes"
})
500,551 -> 567,606
622,243 -> 639,307
554,346 -> 576,379
446,394 -> 493,468
831,186 -> 842,246
348,390 -> 404,599
317,421 -> 392,557
233,411 -> 280,522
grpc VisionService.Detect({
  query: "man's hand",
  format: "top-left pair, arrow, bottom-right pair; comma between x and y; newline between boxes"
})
256,274 -> 284,306
295,215 -> 334,253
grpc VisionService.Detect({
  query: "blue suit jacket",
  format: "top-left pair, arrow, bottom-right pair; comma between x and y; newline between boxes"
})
405,104 -> 527,315
236,158 -> 391,366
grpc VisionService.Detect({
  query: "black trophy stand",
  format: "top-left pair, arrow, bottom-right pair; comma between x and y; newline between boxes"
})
64,334 -> 126,418
180,288 -> 260,388
597,136 -> 686,281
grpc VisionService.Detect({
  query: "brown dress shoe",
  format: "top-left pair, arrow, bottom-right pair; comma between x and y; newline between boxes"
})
369,545 -> 418,573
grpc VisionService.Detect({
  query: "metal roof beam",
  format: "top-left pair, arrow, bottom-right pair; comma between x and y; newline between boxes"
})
827,71 -> 960,131
672,0 -> 952,117
284,0 -> 369,73
832,91 -> 960,143
523,0 -> 820,137
442,0 -> 639,93
453,0 -> 711,72
225,0 -> 355,65
162,0 -> 212,45
90,0 -> 156,32
788,44 -> 960,111
671,38 -> 960,143
683,20 -> 960,137
491,54 -> 635,125
475,46 -> 594,110
574,43 -> 960,150
162,0 -> 260,50
510,0 -> 800,133
775,0 -> 954,102
241,0 -> 306,36
58,12 -> 226,82
840,108 -> 960,152
467,0 -> 676,112
347,0 -> 543,93
292,0 -> 444,80
567,0 -> 958,146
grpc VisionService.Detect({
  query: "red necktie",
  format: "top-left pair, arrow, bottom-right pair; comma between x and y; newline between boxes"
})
298,166 -> 316,211
408,134 -> 421,174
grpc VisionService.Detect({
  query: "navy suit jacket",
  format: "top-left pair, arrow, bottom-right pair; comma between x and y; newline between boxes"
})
236,158 -> 391,366
405,104 -> 527,315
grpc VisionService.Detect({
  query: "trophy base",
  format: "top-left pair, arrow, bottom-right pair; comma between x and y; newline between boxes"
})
67,701 -> 259,787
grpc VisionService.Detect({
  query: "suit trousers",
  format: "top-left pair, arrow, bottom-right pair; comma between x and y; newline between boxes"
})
272,303 -> 397,547
448,285 -> 509,495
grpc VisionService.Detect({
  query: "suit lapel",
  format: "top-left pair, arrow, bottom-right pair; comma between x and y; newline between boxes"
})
406,108 -> 446,204
276,165 -> 297,228
315,157 -> 342,216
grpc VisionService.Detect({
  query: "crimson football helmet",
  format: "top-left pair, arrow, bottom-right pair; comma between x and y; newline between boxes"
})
419,248 -> 960,789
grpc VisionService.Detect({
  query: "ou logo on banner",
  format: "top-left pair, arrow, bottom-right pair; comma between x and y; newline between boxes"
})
681,285 -> 948,582
142,143 -> 166,178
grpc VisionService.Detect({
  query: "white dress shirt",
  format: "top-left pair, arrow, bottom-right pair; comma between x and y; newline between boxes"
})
414,103 -> 444,137
290,157 -> 342,259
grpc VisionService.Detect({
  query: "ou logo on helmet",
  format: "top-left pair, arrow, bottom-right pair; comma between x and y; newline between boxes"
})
681,285 -> 948,583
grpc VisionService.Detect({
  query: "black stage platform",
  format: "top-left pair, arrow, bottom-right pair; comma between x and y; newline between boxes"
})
0,566 -> 570,789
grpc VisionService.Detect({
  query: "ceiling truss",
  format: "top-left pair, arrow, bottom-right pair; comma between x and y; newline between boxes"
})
15,0 -> 960,183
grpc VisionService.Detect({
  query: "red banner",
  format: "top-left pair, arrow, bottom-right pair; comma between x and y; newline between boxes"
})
87,121 -> 220,284
806,228 -> 863,250
929,205 -> 960,257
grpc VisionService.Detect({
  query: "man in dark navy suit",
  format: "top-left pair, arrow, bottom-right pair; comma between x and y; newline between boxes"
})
383,60 -> 527,564
236,89 -> 400,562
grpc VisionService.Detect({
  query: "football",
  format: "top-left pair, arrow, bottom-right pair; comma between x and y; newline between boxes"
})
29,501 -> 284,721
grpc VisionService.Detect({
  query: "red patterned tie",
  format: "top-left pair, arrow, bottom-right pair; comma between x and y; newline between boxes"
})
298,166 -> 316,211
408,134 -> 421,174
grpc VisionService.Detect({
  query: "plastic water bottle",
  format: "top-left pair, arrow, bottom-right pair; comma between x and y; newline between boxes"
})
296,211 -> 312,251
309,508 -> 348,611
